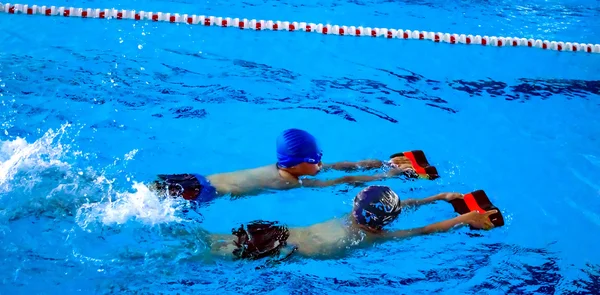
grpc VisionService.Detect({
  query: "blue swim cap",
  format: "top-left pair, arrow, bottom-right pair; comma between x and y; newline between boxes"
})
276,128 -> 322,168
353,185 -> 402,229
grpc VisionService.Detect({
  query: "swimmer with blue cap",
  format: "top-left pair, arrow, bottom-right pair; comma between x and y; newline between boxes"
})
179,185 -> 498,262
150,128 -> 425,203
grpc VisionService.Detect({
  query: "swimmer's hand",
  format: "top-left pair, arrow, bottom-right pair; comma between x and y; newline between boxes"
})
389,155 -> 412,167
441,192 -> 463,202
462,210 -> 497,230
386,165 -> 415,177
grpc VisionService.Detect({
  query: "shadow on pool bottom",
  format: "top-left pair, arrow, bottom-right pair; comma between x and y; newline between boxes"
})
139,245 -> 598,294
2,50 -> 600,129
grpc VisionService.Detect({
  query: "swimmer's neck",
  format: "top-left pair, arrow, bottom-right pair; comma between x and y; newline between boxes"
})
277,166 -> 301,181
346,215 -> 386,236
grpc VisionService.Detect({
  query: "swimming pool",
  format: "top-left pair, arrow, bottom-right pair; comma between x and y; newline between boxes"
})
1,0 -> 600,293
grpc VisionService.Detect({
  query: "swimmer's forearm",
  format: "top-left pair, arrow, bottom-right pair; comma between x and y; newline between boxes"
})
419,215 -> 468,234
386,215 -> 467,239
301,173 -> 388,187
323,160 -> 385,171
401,194 -> 444,208
337,174 -> 388,184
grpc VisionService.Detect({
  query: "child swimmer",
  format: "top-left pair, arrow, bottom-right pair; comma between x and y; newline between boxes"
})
150,128 -> 427,202
172,186 -> 499,262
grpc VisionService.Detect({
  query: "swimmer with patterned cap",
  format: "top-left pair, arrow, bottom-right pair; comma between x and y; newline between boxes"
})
150,128 -> 431,203
190,185 -> 499,262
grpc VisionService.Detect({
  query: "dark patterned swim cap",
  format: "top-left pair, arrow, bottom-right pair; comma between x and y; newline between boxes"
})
352,185 -> 402,229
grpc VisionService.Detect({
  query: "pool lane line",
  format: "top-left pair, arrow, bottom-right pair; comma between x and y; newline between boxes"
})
1,3 -> 599,54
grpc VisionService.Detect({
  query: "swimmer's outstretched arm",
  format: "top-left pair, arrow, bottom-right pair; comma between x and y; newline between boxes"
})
378,210 -> 498,241
322,153 -> 417,172
301,169 -> 409,188
322,160 -> 386,172
401,192 -> 463,210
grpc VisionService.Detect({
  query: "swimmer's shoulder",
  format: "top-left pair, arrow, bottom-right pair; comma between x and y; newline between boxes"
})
235,164 -> 301,189
246,164 -> 297,185
207,164 -> 299,190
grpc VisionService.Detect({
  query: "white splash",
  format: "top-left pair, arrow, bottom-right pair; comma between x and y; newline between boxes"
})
0,123 -> 182,229
0,123 -> 72,194
76,181 -> 184,229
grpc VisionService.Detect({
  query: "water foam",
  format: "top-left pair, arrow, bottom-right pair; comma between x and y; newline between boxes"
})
0,123 -> 71,193
0,123 -> 184,228
75,181 -> 185,229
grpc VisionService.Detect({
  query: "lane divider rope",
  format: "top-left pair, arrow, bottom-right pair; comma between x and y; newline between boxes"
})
2,3 -> 599,54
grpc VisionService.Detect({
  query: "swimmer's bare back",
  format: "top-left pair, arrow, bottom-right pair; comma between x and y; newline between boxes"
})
206,164 -> 300,197
207,218 -> 361,260
287,218 -> 360,258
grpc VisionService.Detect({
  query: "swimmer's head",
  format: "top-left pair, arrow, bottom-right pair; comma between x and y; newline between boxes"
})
352,185 -> 402,232
276,128 -> 323,176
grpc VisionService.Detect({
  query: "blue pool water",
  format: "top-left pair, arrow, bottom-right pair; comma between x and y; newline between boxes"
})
1,0 -> 600,293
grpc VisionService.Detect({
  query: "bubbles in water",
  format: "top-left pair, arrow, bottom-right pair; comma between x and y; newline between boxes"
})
138,44 -> 143,50
124,150 -> 138,161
